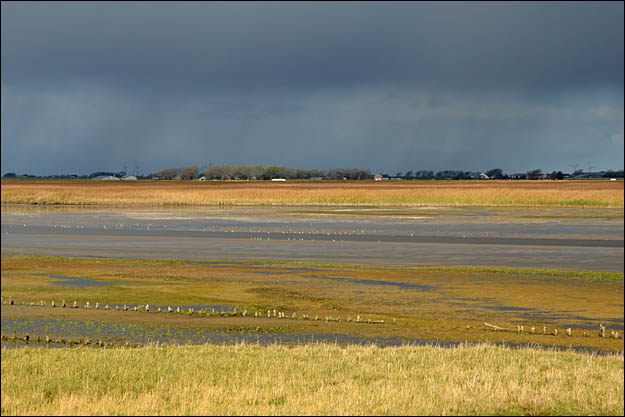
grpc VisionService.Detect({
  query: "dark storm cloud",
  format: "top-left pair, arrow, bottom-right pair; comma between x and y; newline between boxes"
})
3,2 -> 623,92
1,2 -> 623,175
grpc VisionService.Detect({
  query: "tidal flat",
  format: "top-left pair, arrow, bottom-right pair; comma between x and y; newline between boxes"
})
3,204 -> 623,271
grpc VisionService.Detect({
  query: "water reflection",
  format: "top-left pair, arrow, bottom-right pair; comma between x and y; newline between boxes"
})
1,317 -> 621,356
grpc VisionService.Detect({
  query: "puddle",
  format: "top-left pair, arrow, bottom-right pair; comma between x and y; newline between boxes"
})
247,270 -> 293,275
427,296 -> 625,330
484,305 -> 537,312
273,266 -> 333,272
515,314 -> 624,330
483,305 -> 625,330
303,275 -> 437,291
451,305 -> 624,331
1,317 -> 620,356
29,273 -> 134,288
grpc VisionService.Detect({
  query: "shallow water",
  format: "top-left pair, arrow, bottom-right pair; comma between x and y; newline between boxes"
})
1,317 -> 619,356
303,274 -> 438,290
0,317 -> 417,348
30,273 -> 134,288
431,296 -> 624,330
2,205 -> 623,271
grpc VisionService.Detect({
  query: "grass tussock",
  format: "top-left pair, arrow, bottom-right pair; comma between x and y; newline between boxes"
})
1,343 -> 623,416
1,179 -> 623,208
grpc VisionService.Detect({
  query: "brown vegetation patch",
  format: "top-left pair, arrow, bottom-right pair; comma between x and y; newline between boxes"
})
2,179 -> 623,207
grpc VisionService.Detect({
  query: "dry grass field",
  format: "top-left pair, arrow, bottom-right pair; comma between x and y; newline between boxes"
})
2,343 -> 623,416
1,179 -> 623,208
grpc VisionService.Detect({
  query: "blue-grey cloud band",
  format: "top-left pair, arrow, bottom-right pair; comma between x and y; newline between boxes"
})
1,2 -> 623,175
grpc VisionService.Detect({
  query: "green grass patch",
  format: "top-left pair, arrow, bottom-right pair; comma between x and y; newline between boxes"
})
4,254 -> 622,282
3,254 -> 623,352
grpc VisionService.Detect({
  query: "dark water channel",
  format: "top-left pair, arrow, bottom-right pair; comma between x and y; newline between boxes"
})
1,317 -> 620,357
30,273 -> 134,288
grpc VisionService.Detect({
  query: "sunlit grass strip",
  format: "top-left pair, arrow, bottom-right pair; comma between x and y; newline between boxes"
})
2,179 -> 623,208
1,343 -> 623,416
4,254 -> 623,282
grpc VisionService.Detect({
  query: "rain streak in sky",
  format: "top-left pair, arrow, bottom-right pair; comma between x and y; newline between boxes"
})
1,2 -> 623,176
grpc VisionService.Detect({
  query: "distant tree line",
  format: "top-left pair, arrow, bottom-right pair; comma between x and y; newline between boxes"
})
3,167 -> 623,181
151,165 -> 373,180
599,170 -> 624,178
1,170 -> 150,180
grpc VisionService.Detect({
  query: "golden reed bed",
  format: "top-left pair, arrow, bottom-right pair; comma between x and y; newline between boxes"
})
1,179 -> 623,208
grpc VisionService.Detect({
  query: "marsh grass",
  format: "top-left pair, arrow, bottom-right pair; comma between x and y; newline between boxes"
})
2,179 -> 623,208
2,254 -> 624,353
4,254 -> 622,282
1,343 -> 623,415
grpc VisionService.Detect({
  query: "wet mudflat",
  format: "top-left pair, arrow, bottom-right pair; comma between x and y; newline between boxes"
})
2,205 -> 623,271
1,205 -> 623,352
2,256 -> 623,352
0,316 -> 412,349
2,316 -> 617,356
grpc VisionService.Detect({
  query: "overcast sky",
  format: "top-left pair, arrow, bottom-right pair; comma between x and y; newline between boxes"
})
2,1 -> 623,176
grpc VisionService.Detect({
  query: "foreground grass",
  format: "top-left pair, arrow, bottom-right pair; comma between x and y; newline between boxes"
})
2,179 -> 623,208
1,343 -> 623,416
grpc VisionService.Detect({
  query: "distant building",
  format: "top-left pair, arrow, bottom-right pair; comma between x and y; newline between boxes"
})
479,173 -> 489,180
121,175 -> 137,181
572,171 -> 605,179
271,178 -> 286,182
92,175 -> 120,180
